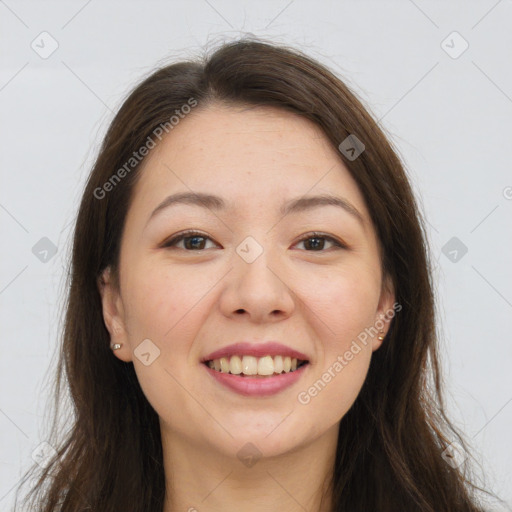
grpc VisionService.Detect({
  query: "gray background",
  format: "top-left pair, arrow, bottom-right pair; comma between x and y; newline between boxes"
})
1,1 -> 511,510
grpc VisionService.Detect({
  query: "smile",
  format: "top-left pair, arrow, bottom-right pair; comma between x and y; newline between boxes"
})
203,355 -> 310,397
204,354 -> 308,377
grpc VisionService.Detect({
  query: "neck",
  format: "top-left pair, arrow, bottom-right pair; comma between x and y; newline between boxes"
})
161,422 -> 338,512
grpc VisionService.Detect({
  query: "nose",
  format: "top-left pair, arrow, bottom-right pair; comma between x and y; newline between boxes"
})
218,247 -> 295,324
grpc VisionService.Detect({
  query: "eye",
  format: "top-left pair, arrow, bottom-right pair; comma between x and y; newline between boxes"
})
161,230 -> 347,252
293,232 -> 346,251
161,230 -> 218,251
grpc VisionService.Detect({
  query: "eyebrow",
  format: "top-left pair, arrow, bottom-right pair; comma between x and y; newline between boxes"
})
147,191 -> 365,226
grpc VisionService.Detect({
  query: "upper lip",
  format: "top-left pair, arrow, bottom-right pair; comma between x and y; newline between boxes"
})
201,342 -> 310,363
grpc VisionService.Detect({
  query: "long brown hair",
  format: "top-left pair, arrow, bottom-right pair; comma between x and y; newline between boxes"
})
14,36 -> 500,512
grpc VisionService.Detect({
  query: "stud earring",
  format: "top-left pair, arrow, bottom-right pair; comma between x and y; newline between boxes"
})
377,331 -> 385,341
110,342 -> 122,350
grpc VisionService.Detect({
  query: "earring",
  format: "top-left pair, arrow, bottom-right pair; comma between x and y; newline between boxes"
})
377,331 -> 385,341
110,342 -> 122,350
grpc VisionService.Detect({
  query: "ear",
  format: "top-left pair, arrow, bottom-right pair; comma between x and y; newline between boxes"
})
372,273 -> 397,352
97,266 -> 132,362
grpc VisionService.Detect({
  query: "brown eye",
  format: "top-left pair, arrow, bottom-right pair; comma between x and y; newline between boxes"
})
294,233 -> 346,251
162,231 -> 218,250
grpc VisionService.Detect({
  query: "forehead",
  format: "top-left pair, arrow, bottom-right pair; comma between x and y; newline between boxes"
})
130,103 -> 370,225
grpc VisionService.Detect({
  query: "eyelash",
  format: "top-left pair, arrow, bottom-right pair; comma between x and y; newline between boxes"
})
161,230 -> 347,252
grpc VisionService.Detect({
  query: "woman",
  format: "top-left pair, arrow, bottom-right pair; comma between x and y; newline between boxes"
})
15,38 -> 500,511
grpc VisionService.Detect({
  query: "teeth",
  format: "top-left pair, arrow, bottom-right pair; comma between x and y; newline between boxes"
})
274,355 -> 283,373
206,355 -> 305,376
219,357 -> 230,373
242,355 -> 258,375
257,355 -> 274,376
230,355 -> 242,374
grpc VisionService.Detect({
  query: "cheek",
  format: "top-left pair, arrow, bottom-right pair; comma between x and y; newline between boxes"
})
293,264 -> 379,418
298,348 -> 371,432
121,263 -> 218,433
121,259 -> 214,343
300,263 -> 381,346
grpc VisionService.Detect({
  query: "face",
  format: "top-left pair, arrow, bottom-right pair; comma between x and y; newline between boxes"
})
99,103 -> 395,459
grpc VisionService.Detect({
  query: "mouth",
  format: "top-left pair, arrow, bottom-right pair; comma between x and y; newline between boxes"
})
203,355 -> 309,378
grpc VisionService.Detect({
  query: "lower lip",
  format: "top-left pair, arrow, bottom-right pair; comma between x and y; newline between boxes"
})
203,363 -> 309,397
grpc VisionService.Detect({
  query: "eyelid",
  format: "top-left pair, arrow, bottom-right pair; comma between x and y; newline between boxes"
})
161,229 -> 348,251
160,229 -> 217,249
294,231 -> 347,250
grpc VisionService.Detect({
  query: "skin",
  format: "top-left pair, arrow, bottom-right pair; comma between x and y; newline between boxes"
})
98,103 -> 395,512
